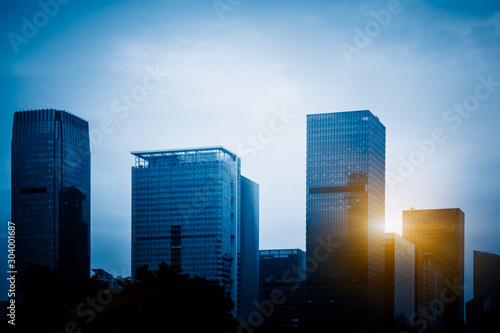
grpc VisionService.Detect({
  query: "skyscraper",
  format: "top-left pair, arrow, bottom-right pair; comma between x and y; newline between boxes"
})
421,252 -> 445,332
473,251 -> 500,309
466,251 -> 500,322
305,110 -> 386,329
240,176 -> 260,322
403,208 -> 465,329
11,109 -> 91,280
385,232 -> 415,323
131,147 -> 258,316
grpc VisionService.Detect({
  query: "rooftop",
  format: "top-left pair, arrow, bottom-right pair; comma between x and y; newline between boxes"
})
131,146 -> 237,159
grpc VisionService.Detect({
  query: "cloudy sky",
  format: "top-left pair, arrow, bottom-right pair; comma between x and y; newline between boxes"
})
1,0 -> 499,303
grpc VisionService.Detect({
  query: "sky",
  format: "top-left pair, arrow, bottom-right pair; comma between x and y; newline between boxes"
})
1,0 -> 499,304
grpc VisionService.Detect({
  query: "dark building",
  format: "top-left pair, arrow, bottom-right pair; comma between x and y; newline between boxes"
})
59,185 -> 88,280
473,251 -> 500,309
92,268 -> 114,282
465,297 -> 490,323
91,268 -> 123,289
421,252 -> 445,332
408,246 -> 446,332
403,208 -> 464,330
11,109 -> 90,280
259,249 -> 306,329
305,110 -> 386,330
466,251 -> 500,322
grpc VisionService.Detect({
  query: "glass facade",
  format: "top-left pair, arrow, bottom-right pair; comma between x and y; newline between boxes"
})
422,252 -> 445,332
11,109 -> 91,280
131,147 -> 258,316
305,110 -> 386,329
403,208 -> 465,329
385,232 -> 415,323
259,249 -> 306,328
240,176 -> 260,322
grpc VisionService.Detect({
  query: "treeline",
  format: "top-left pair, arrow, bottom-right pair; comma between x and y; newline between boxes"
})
0,262 -> 234,332
1,264 -> 498,333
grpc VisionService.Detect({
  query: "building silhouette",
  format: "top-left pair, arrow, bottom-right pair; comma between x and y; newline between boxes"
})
385,232 -> 415,324
473,251 -> 500,308
11,109 -> 90,280
91,268 -> 114,282
422,251 -> 445,331
305,110 -> 386,330
410,247 -> 446,332
259,249 -> 306,328
467,250 -> 500,322
403,208 -> 465,330
130,146 -> 258,317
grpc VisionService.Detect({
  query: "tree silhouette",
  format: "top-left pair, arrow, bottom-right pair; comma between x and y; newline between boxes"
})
0,262 -> 235,332
94,262 -> 235,332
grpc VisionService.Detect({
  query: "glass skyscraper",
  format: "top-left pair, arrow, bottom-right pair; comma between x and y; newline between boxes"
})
11,109 -> 91,280
131,146 -> 258,316
385,232 -> 415,323
305,110 -> 386,329
240,176 -> 260,322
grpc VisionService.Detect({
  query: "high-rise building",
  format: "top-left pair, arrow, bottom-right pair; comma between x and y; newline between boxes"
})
403,208 -> 465,329
411,247 -> 446,332
385,233 -> 415,323
131,147 -> 258,316
473,251 -> 500,309
305,110 -> 386,329
259,249 -> 306,328
240,176 -> 260,323
466,251 -> 500,323
422,252 -> 445,332
11,109 -> 91,280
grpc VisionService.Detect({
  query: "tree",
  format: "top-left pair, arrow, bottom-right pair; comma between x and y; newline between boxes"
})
1,262 -> 235,332
95,262 -> 235,332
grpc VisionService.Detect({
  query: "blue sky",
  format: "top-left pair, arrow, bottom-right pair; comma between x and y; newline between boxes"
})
1,0 -> 500,304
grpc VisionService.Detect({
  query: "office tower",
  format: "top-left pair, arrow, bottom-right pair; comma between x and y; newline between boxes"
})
422,252 -> 445,332
412,247 -> 446,332
305,110 -> 386,329
131,147 -> 258,316
403,208 -> 465,329
259,249 -> 306,328
385,233 -> 415,323
473,251 -> 500,309
467,251 -> 500,323
240,176 -> 260,323
11,109 -> 91,280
